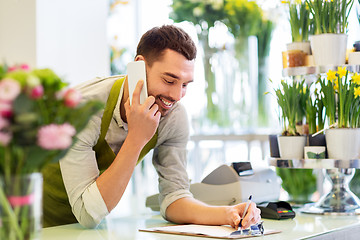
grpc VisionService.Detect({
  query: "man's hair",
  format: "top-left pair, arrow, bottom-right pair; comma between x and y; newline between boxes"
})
136,25 -> 197,66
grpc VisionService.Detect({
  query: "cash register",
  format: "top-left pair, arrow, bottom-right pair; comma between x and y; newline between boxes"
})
146,162 -> 281,210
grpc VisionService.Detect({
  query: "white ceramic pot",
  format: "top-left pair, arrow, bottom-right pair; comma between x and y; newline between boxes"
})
286,41 -> 311,55
309,33 -> 347,66
278,135 -> 307,159
325,128 -> 360,160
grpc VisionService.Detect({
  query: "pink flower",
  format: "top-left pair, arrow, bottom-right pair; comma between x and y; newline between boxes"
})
0,132 -> 12,146
0,101 -> 12,118
20,64 -> 30,71
0,79 -> 21,102
8,66 -> 18,72
7,64 -> 30,72
37,123 -> 76,150
0,116 -> 9,130
30,85 -> 44,99
63,89 -> 82,108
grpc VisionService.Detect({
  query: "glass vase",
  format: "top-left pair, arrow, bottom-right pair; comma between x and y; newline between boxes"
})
0,173 -> 43,240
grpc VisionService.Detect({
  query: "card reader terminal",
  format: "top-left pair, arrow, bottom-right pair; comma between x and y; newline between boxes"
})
258,201 -> 296,220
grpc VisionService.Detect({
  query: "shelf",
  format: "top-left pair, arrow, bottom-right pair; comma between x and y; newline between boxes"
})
268,158 -> 360,169
282,64 -> 360,77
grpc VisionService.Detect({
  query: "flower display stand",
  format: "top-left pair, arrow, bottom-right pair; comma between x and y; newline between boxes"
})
269,158 -> 360,215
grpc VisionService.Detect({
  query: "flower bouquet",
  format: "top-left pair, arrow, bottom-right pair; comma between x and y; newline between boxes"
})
0,64 -> 103,240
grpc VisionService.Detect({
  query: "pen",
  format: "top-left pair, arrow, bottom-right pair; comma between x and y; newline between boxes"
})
239,195 -> 252,229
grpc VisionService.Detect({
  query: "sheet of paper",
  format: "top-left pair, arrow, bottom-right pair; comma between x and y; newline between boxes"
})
139,224 -> 281,239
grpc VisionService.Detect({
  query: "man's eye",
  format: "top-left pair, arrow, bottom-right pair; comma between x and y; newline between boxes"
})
163,78 -> 174,84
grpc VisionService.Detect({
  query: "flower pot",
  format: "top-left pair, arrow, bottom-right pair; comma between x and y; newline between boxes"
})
0,173 -> 43,240
286,41 -> 311,55
278,135 -> 307,159
325,128 -> 360,160
309,33 -> 347,66
269,134 -> 280,158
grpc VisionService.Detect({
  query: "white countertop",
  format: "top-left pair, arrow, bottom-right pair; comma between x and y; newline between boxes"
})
41,211 -> 360,240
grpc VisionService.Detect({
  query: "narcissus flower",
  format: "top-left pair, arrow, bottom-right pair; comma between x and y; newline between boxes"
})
337,66 -> 347,78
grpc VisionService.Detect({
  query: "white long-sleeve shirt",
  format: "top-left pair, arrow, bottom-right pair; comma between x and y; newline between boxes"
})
59,75 -> 192,228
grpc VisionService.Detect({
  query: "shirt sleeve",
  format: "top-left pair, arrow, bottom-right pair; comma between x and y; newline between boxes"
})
59,115 -> 109,228
152,103 -> 193,219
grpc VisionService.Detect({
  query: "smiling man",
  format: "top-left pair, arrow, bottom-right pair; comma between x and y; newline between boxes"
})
42,25 -> 260,229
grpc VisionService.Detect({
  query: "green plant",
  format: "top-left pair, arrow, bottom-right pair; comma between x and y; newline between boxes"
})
277,168 -> 317,202
285,0 -> 312,42
306,0 -> 355,34
306,85 -> 317,134
170,0 -> 225,30
223,0 -> 263,38
297,80 -> 310,129
272,79 -> 306,136
319,67 -> 360,128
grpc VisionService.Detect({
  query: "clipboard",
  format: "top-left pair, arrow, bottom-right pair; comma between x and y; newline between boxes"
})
139,224 -> 281,239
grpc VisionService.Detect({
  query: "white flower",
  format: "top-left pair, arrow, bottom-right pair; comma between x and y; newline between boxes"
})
193,6 -> 204,17
0,78 -> 21,102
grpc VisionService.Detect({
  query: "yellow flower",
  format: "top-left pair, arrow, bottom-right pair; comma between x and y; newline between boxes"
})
352,73 -> 360,85
355,87 -> 360,99
337,66 -> 347,78
334,80 -> 339,91
327,69 -> 337,82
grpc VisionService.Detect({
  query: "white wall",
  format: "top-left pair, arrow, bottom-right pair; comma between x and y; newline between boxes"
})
0,0 -> 110,85
0,0 -> 37,67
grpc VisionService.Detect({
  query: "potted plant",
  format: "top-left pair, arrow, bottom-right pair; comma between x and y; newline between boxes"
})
0,64 -> 102,239
319,67 -> 360,159
270,77 -> 318,204
306,0 -> 355,66
285,0 -> 312,54
272,79 -> 307,159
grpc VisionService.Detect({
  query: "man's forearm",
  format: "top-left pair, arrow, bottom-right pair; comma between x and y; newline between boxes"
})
165,197 -> 260,229
96,136 -> 143,212
165,197 -> 232,225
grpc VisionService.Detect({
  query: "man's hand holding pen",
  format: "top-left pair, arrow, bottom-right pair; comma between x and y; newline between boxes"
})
226,197 -> 261,230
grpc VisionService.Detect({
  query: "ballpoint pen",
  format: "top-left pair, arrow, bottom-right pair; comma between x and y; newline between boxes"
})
239,195 -> 252,229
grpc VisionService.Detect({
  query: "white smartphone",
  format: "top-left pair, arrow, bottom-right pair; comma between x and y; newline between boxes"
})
127,60 -> 148,105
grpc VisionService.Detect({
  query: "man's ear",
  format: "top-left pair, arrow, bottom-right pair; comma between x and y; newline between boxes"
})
135,55 -> 145,61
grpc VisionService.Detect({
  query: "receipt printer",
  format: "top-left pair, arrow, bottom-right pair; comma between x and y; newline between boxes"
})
146,162 -> 281,211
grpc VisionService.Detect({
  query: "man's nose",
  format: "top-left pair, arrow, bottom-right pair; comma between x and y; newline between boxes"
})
169,85 -> 184,102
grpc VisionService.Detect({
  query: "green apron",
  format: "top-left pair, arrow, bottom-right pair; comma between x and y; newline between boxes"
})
42,77 -> 157,227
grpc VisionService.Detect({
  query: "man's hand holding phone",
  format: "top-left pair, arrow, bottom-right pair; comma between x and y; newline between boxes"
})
125,61 -> 160,147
